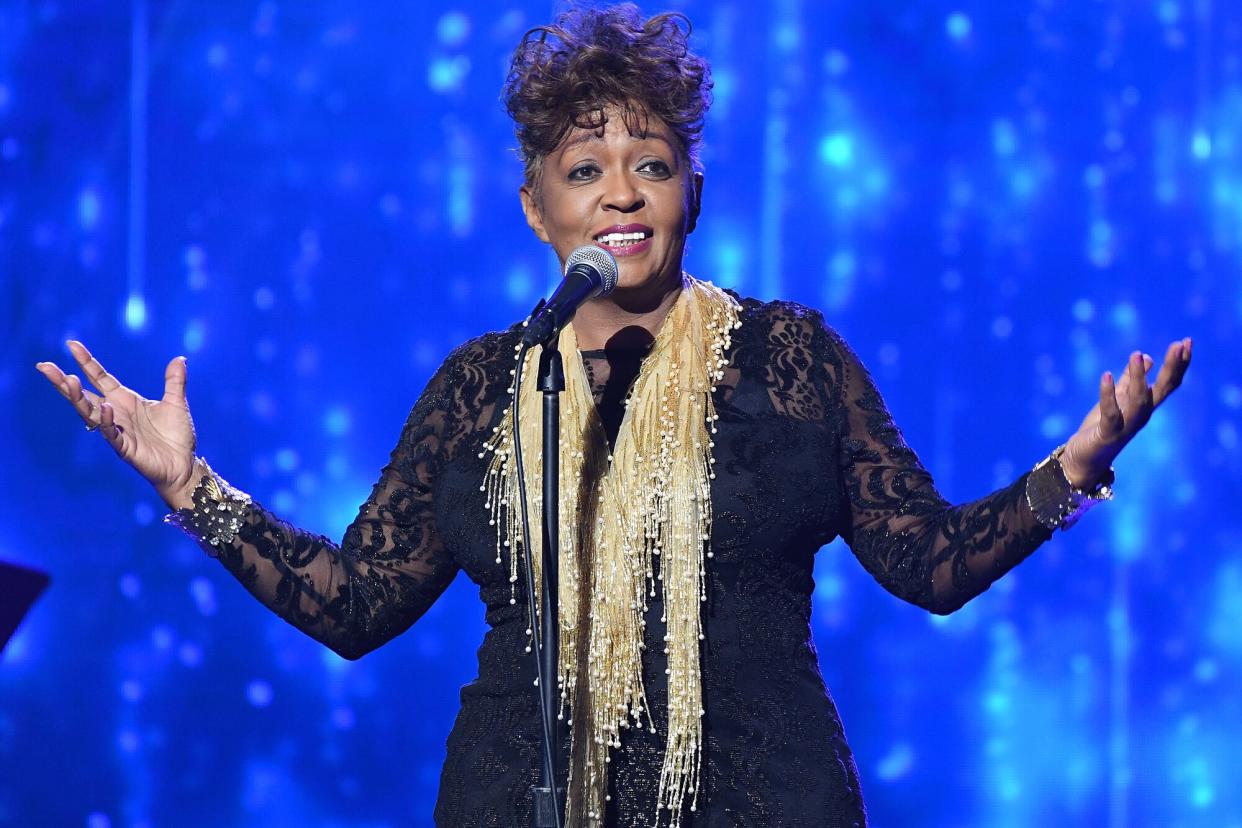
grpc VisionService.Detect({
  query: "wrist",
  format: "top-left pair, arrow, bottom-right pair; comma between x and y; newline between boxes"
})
1059,460 -> 1107,490
1058,442 -> 1116,491
161,457 -> 253,554
1025,444 -> 1115,532
157,457 -> 207,512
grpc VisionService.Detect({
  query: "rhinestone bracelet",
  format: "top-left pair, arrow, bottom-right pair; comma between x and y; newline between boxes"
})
162,457 -> 253,555
1024,443 -> 1115,532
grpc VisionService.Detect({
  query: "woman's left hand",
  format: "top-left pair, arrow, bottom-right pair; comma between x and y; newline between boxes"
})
1059,337 -> 1193,488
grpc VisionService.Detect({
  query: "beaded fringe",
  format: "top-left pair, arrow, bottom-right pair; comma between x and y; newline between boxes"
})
480,276 -> 741,826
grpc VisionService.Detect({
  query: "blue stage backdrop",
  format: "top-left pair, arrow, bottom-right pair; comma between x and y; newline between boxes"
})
3,1 -> 1239,826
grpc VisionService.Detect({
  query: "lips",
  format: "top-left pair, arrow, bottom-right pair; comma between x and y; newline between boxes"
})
592,223 -> 654,257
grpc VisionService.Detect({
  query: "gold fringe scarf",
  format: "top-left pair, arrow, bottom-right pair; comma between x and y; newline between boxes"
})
480,275 -> 741,826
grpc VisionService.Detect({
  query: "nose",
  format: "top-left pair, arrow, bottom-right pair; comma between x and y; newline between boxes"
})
603,170 -> 644,213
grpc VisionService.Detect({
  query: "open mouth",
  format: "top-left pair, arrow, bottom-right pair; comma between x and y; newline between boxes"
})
593,229 -> 654,249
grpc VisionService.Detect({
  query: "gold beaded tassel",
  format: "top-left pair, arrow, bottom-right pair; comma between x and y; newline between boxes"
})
481,277 -> 741,827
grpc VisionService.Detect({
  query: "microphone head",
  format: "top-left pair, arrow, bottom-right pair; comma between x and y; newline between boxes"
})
566,245 -> 619,297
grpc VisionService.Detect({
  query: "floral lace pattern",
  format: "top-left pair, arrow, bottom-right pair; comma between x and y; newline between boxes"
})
173,292 -> 1056,826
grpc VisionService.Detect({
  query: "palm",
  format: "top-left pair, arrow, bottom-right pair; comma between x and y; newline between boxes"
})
1060,337 -> 1192,487
36,341 -> 197,495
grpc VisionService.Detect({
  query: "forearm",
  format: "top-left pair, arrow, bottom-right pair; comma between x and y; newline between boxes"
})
161,457 -> 458,660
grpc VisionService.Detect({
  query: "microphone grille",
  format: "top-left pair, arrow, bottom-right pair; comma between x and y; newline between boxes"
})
566,245 -> 619,296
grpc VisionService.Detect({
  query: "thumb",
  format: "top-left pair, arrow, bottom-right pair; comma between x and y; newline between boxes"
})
162,355 -> 188,405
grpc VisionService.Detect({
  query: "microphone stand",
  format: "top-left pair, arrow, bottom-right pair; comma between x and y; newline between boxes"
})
530,343 -> 567,828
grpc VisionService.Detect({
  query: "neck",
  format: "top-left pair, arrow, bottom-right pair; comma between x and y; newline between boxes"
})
571,272 -> 685,351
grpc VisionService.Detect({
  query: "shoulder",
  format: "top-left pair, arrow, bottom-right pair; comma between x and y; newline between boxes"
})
433,322 -> 525,383
722,288 -> 849,355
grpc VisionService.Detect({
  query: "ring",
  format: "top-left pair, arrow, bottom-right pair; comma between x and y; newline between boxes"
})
85,421 -> 100,432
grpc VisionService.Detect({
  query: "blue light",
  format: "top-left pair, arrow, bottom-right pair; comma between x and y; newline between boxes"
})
711,69 -> 736,115
824,50 -> 849,76
946,12 -> 972,41
992,120 -> 1016,156
448,162 -> 472,235
1191,131 -> 1211,160
246,680 -> 274,708
116,729 -> 140,753
119,573 -> 141,599
151,625 -> 174,651
863,168 -> 888,195
1158,1 -> 1181,24
190,577 -> 217,616
275,448 -> 299,471
820,132 -> 854,168
428,56 -> 470,93
1088,219 -> 1114,267
206,42 -> 228,68
124,294 -> 147,331
876,742 -> 914,780
78,188 -> 101,229
505,264 -> 531,302
824,250 -> 855,310
183,319 -> 205,352
178,643 -> 203,667
324,407 -> 351,435
1072,298 -> 1094,322
1040,413 -> 1068,439
437,12 -> 470,45
814,573 -> 843,601
1109,301 -> 1138,332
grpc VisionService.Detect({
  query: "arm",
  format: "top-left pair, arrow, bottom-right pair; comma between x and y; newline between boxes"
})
815,316 -> 1056,616
164,355 -> 462,660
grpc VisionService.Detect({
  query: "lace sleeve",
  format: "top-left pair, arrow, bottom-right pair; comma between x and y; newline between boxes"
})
166,348 -> 467,660
813,313 -> 1056,615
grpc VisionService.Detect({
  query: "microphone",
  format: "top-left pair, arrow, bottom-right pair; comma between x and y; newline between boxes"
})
521,245 -> 619,347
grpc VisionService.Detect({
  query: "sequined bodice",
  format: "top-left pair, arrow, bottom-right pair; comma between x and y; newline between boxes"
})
193,293 -> 1054,826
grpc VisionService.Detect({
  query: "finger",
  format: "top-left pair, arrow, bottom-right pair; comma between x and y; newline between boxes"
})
162,355 -> 188,406
66,340 -> 122,395
35,361 -> 74,401
1099,370 -> 1124,439
99,401 -> 126,451
65,373 -> 103,425
1124,351 -> 1153,410
1151,339 -> 1188,407
1112,350 -> 1149,394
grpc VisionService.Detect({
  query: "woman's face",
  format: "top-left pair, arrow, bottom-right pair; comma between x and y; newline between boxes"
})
519,105 -> 703,303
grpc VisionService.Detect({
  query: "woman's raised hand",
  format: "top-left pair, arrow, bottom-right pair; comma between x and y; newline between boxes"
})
36,341 -> 201,509
1060,337 -> 1193,488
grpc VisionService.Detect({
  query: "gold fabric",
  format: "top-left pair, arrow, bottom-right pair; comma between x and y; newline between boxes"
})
481,274 -> 742,826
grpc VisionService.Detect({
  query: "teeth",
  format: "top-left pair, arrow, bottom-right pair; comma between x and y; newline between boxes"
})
595,231 -> 649,245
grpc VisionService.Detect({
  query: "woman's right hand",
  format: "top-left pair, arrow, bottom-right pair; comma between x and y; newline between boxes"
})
36,340 -> 202,509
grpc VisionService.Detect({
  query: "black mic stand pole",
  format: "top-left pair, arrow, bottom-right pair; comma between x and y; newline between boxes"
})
531,343 -> 566,827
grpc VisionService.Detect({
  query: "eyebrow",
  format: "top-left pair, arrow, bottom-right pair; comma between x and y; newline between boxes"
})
558,130 -> 677,155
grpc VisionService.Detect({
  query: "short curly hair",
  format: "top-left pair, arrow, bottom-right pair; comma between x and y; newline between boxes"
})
502,4 -> 713,188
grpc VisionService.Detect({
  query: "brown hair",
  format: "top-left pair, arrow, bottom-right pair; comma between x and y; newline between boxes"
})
502,4 -> 713,187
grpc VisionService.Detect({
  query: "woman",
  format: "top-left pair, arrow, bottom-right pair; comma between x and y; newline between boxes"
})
35,5 -> 1191,826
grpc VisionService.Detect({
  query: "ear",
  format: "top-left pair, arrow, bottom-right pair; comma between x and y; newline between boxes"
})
686,171 -> 704,235
519,184 -> 550,244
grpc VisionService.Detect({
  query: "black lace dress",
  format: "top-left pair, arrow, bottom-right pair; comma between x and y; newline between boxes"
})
191,294 -> 1055,826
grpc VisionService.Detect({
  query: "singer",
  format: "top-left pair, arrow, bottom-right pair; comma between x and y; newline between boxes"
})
35,5 -> 1192,826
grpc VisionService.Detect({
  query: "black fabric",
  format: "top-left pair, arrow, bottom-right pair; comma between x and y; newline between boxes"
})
199,293 -> 1054,826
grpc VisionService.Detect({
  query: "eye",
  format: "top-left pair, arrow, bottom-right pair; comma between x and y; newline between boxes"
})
567,163 -> 600,182
639,159 -> 672,177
